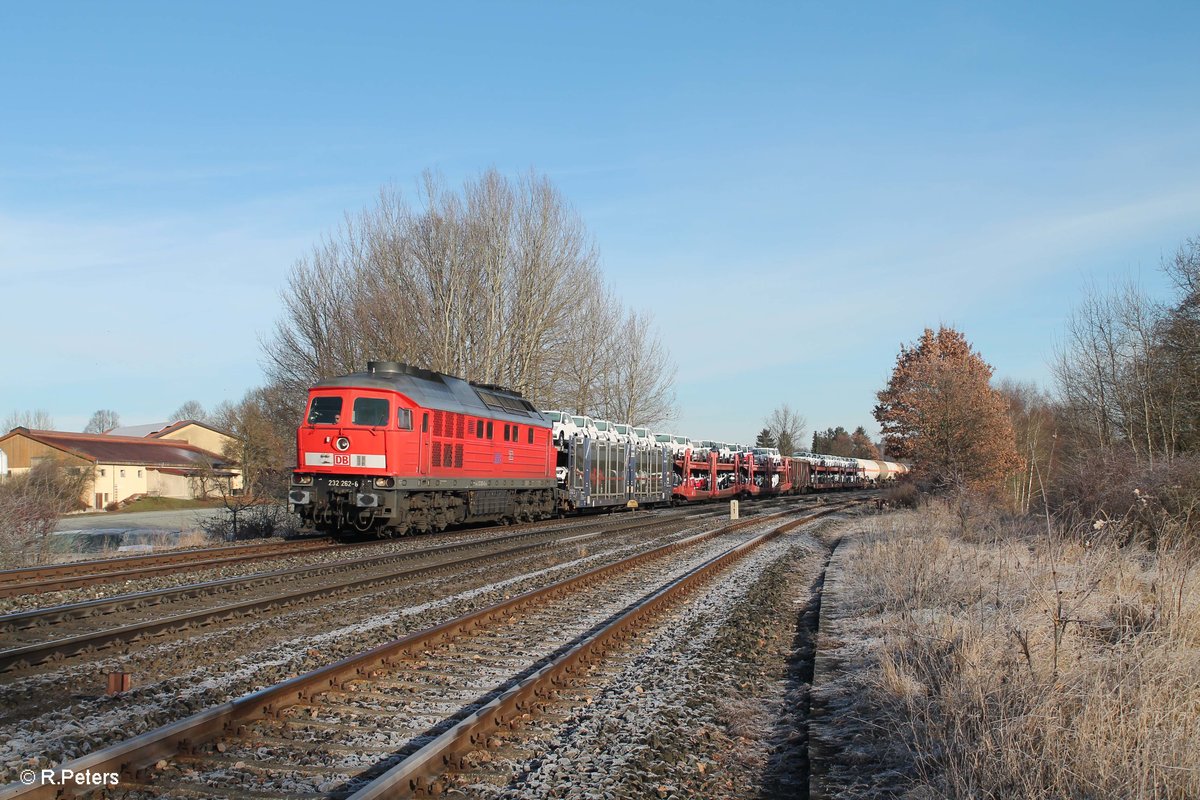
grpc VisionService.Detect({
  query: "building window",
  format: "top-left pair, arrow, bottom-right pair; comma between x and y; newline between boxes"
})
99,468 -> 106,477
138,469 -> 143,478
120,469 -> 126,478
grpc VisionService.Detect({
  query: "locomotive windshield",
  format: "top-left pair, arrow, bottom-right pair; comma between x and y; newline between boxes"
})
352,397 -> 390,426
307,396 -> 342,425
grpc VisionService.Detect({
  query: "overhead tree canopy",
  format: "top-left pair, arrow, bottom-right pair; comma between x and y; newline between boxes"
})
172,401 -> 208,423
874,326 -> 1022,491
83,409 -> 120,434
763,404 -> 805,455
2,409 -> 54,432
812,426 -> 851,456
264,168 -> 676,427
849,426 -> 880,459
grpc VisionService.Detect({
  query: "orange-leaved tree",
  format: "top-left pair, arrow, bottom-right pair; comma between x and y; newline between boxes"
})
874,326 -> 1022,492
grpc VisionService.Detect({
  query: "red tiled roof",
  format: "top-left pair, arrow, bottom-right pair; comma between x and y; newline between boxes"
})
0,428 -> 232,469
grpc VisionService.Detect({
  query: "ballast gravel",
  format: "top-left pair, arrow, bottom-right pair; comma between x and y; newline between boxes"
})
0,516 -> 738,784
467,515 -> 850,800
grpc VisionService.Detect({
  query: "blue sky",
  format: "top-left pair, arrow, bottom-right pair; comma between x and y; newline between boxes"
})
2,2 -> 1199,444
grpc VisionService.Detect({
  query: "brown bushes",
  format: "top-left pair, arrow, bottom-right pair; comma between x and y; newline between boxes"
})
1052,450 -> 1200,550
882,480 -> 921,509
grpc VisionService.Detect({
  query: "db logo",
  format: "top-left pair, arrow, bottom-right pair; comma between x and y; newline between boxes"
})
333,454 -> 350,466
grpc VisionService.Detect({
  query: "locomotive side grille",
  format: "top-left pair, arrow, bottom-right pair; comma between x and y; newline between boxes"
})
433,410 -> 445,437
432,443 -> 442,467
443,443 -> 453,467
454,444 -> 463,467
455,414 -> 465,439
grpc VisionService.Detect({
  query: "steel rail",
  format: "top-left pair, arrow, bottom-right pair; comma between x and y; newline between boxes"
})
350,503 -> 851,798
0,492 -> 830,598
0,516 -> 644,633
0,507 -> 730,671
0,539 -> 340,598
0,500 -> 826,799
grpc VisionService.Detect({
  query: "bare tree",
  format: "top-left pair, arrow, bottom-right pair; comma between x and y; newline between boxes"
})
212,384 -> 297,500
171,400 -> 208,423
264,168 -> 677,425
1160,238 -> 1200,453
997,379 -> 1058,514
83,409 -> 120,434
1053,277 -> 1186,465
597,307 -> 677,427
765,404 -> 807,456
550,286 -> 621,414
0,459 -> 91,566
2,409 -> 55,432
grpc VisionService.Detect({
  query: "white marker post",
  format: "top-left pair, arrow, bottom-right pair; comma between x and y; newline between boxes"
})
730,499 -> 739,520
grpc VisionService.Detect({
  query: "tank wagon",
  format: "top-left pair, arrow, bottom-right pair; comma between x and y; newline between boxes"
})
290,363 -> 908,538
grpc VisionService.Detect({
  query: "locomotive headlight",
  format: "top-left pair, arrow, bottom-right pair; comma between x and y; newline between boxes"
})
374,477 -> 395,488
335,436 -> 350,452
293,473 -> 313,485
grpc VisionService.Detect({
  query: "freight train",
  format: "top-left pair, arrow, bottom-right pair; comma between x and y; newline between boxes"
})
288,362 -> 907,538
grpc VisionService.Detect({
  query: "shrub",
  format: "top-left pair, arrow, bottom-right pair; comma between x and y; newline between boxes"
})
882,480 -> 921,508
0,460 -> 93,566
200,503 -> 299,541
1052,449 -> 1200,548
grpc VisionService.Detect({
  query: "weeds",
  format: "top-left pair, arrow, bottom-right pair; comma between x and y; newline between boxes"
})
840,503 -> 1200,798
200,503 -> 298,541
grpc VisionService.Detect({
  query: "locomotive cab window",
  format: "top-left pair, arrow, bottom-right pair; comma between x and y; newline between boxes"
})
476,420 -> 484,438
353,398 -> 390,426
528,427 -> 534,444
397,408 -> 413,430
308,396 -> 343,425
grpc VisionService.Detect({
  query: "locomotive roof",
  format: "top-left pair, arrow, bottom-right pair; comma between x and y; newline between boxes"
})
313,362 -> 551,426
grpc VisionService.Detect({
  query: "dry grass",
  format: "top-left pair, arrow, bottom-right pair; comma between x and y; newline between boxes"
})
840,504 -> 1200,799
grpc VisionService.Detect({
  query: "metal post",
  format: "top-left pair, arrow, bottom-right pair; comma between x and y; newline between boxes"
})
730,500 -> 739,520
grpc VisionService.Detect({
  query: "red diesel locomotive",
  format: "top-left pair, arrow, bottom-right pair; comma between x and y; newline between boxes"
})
290,362 -> 894,539
289,361 -> 558,536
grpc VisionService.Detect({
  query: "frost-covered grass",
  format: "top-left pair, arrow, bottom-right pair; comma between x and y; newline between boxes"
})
833,503 -> 1200,799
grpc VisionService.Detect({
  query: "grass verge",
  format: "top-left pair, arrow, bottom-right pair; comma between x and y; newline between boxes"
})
825,503 -> 1200,799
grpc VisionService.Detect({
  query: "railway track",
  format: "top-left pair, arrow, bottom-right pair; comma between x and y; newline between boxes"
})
0,494 -> 852,601
0,539 -> 341,599
0,500 -> 854,799
0,504 -> 763,672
